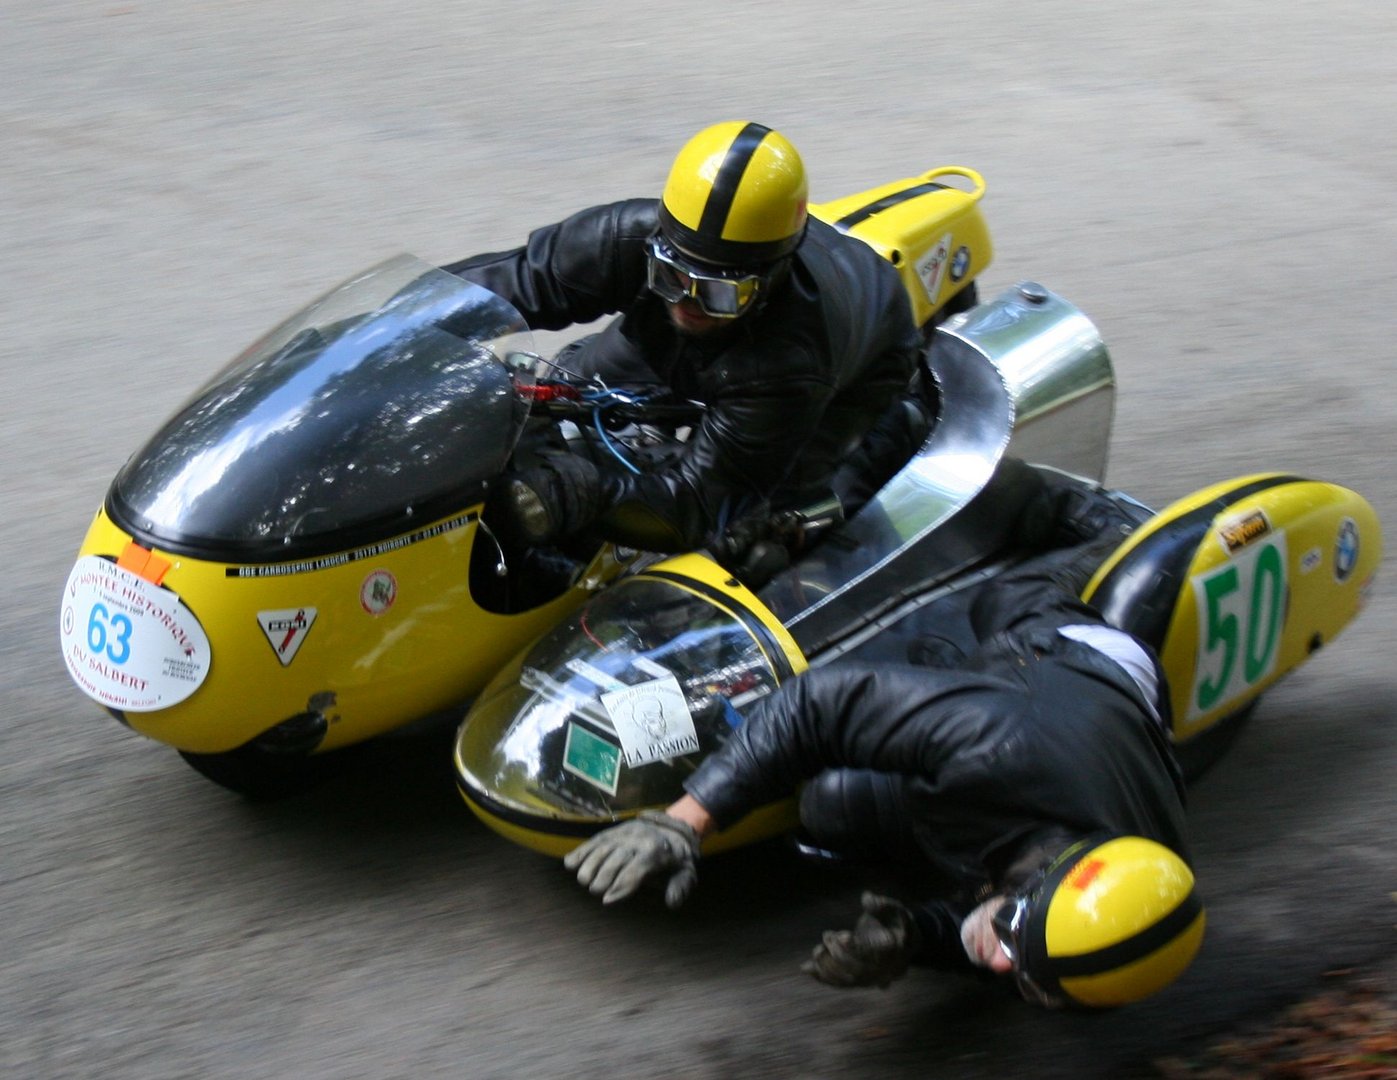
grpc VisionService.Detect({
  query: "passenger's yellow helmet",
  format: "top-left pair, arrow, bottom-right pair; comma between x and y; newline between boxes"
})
993,835 -> 1205,1008
658,121 -> 808,268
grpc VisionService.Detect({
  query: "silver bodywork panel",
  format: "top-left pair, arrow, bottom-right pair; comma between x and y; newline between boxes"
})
761,281 -> 1115,655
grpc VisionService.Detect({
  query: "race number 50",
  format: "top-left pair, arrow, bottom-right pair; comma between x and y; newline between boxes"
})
1190,534 -> 1287,718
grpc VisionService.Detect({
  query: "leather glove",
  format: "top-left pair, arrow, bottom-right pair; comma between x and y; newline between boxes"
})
802,892 -> 923,989
497,453 -> 605,546
563,810 -> 701,909
707,515 -> 793,588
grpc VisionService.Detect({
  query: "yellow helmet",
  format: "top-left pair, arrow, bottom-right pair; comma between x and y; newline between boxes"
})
658,121 -> 808,268
993,835 -> 1205,1008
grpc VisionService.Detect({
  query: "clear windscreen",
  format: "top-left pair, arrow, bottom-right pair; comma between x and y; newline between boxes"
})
455,575 -> 790,824
110,256 -> 534,559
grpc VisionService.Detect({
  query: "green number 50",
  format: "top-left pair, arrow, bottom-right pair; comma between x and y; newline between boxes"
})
1196,543 -> 1284,712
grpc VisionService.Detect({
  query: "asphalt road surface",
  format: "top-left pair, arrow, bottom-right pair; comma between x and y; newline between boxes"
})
4,4 -> 1395,1078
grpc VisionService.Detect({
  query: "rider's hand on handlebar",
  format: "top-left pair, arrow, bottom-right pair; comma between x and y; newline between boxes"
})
563,810 -> 701,909
496,454 -> 605,546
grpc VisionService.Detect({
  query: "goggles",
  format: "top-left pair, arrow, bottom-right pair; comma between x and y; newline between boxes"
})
991,895 -> 1065,1009
645,235 -> 766,318
990,838 -> 1099,1009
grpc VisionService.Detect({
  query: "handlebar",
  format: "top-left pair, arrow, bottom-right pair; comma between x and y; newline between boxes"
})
515,381 -> 705,428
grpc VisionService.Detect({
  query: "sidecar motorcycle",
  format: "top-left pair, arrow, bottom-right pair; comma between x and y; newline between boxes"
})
58,165 -> 1380,825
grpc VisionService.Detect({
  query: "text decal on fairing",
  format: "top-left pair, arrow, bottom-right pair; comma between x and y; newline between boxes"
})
1189,531 -> 1287,718
59,555 -> 212,711
224,512 -> 477,577
601,675 -> 700,768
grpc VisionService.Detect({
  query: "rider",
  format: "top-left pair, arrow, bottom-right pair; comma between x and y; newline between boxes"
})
445,121 -> 922,557
562,487 -> 1205,1009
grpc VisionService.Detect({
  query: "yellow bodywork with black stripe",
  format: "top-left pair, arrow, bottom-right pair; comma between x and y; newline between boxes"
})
810,166 -> 991,327
1085,474 -> 1381,743
69,505 -> 627,755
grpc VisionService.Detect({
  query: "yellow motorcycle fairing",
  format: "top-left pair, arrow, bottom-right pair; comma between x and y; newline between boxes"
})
1084,474 -> 1381,743
69,505 -> 625,755
810,166 -> 991,328
454,553 -> 807,857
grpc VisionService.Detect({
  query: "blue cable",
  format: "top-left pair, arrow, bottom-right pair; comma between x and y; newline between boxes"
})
591,400 -> 643,475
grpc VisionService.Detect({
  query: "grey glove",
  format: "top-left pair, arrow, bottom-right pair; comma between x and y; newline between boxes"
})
563,810 -> 701,909
802,892 -> 923,989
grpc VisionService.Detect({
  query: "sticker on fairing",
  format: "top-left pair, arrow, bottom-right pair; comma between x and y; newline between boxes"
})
360,569 -> 397,615
562,722 -> 622,795
60,555 -> 211,712
601,674 -> 699,767
566,657 -> 624,692
1188,531 -> 1287,720
257,607 -> 317,666
915,232 -> 953,303
949,245 -> 971,282
1215,508 -> 1271,554
1334,517 -> 1359,583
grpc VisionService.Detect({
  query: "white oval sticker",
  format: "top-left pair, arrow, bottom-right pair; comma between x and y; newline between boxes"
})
59,555 -> 212,712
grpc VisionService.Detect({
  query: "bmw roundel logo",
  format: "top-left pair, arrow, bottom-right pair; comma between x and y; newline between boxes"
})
950,245 -> 971,282
1334,517 -> 1359,582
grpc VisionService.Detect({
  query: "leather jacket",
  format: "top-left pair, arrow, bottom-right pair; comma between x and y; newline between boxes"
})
444,199 -> 921,551
683,626 -> 1191,907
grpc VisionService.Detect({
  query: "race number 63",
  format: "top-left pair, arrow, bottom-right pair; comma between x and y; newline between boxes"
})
1189,533 -> 1287,718
87,602 -> 134,665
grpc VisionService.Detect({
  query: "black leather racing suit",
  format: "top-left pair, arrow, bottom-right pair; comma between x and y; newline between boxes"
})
444,199 -> 921,551
682,560 -> 1190,968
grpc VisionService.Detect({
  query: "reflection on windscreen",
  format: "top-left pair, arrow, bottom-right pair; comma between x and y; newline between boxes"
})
464,577 -> 784,820
109,257 -> 534,558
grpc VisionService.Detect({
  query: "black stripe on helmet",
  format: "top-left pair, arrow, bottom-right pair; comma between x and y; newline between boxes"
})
658,205 -> 803,266
833,181 -> 950,232
698,122 -> 773,240
1047,889 -> 1204,979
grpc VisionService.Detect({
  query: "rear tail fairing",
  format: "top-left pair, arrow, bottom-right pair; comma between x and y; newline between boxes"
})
1085,475 -> 1381,743
810,166 -> 992,329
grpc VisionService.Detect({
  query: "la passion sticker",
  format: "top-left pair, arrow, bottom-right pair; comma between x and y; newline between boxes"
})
601,674 -> 699,768
59,555 -> 211,711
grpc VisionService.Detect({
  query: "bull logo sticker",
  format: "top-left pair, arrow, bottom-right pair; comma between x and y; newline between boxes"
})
257,608 -> 317,666
360,569 -> 397,615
